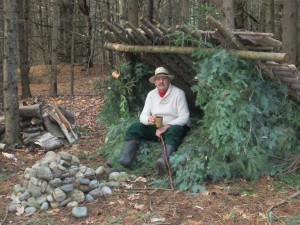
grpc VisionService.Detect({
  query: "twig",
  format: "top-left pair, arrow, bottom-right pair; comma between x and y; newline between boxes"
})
0,206 -> 9,225
157,192 -> 173,205
266,190 -> 300,224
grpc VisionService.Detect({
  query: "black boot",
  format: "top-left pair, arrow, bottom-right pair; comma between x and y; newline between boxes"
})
156,144 -> 174,175
119,140 -> 138,168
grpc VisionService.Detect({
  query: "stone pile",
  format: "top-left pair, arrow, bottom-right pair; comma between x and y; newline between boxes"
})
8,151 -> 128,217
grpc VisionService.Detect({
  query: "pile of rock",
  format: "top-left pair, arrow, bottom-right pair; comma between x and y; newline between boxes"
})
8,151 -> 128,218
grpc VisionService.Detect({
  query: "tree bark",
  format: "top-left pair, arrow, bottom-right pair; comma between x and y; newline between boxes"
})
265,0 -> 274,33
70,0 -> 77,95
17,0 -> 32,99
0,0 -> 4,109
181,0 -> 189,25
3,0 -> 21,144
118,0 -> 127,26
206,15 -> 245,50
128,0 -> 138,27
282,0 -> 297,64
78,0 -> 93,68
104,42 -> 290,62
221,0 -> 235,30
50,0 -> 59,97
19,104 -> 42,119
274,0 -> 283,40
145,0 -> 154,23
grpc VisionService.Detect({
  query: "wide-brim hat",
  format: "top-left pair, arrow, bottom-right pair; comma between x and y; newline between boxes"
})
149,67 -> 175,84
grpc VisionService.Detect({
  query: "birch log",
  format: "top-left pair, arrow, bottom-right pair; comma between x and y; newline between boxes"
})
104,42 -> 290,62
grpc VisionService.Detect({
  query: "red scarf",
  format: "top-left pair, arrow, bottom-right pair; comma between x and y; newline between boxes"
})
159,91 -> 167,97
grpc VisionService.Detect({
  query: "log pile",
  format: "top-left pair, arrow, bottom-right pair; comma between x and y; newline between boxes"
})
0,102 -> 78,152
102,16 -> 300,102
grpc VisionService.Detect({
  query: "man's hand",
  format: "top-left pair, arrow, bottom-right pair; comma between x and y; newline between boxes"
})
156,124 -> 171,137
148,115 -> 156,125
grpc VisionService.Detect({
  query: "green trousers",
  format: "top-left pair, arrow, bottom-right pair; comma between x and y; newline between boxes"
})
124,122 -> 190,149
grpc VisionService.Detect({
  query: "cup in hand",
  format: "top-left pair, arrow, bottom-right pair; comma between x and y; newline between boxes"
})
155,116 -> 163,128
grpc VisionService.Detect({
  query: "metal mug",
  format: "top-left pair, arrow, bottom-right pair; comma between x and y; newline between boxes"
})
155,116 -> 163,128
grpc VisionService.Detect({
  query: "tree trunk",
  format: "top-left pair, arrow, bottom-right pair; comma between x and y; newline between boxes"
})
119,0 -> 126,26
282,0 -> 297,64
0,0 -> 4,109
78,0 -> 93,68
145,0 -> 154,23
274,0 -> 283,40
60,1 -> 73,62
221,0 -> 235,30
17,0 -> 32,99
128,0 -> 138,27
234,0 -> 247,29
3,0 -> 21,144
50,0 -> 59,97
265,0 -> 274,33
181,0 -> 189,25
70,0 -> 77,95
297,0 -> 300,67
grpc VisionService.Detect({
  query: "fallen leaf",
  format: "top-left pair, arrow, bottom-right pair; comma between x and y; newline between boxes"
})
134,203 -> 144,210
47,208 -> 60,214
127,194 -> 140,201
117,200 -> 125,205
16,206 -> 24,216
134,177 -> 147,183
121,183 -> 133,189
259,212 -> 267,219
2,152 -> 17,162
150,217 -> 166,222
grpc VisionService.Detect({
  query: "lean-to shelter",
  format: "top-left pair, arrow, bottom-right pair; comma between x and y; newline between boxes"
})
102,16 -> 300,106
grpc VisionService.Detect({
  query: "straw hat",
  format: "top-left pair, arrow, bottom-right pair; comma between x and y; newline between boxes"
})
149,67 -> 175,84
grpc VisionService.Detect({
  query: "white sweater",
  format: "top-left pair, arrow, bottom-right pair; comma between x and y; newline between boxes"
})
140,84 -> 190,126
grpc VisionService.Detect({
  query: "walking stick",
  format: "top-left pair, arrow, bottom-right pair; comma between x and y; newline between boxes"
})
159,136 -> 174,190
155,116 -> 174,190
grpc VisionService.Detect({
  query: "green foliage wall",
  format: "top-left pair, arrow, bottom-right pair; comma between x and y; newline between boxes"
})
171,51 -> 300,191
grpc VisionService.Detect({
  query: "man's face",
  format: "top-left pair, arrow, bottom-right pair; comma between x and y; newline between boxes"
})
154,76 -> 170,92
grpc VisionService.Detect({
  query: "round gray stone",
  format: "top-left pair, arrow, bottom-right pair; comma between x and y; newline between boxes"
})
85,194 -> 94,203
72,207 -> 88,218
25,206 -> 37,214
40,202 -> 49,212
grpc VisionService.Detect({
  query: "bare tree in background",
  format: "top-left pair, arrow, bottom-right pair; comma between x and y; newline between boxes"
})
18,0 -> 32,98
0,0 -> 4,109
145,0 -> 154,23
50,0 -> 59,97
181,0 -> 190,25
274,0 -> 283,40
128,0 -> 139,26
119,0 -> 127,25
297,0 -> 300,67
221,0 -> 235,29
282,0 -> 297,64
70,0 -> 77,95
78,0 -> 93,68
264,0 -> 274,33
3,0 -> 21,144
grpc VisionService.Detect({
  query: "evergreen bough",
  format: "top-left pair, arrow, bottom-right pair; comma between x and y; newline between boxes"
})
171,51 -> 300,192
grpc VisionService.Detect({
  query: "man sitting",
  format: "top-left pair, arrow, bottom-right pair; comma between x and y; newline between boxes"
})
119,67 -> 190,174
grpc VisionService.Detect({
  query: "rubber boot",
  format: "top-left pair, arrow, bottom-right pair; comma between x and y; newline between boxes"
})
155,144 -> 173,175
119,140 -> 138,168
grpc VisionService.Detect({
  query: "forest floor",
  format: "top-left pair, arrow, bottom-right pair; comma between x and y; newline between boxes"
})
0,64 -> 299,225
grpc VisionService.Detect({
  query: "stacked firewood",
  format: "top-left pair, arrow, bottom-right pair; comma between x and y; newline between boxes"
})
0,102 -> 78,152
